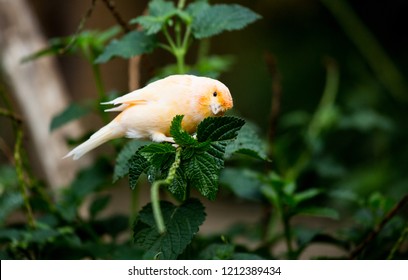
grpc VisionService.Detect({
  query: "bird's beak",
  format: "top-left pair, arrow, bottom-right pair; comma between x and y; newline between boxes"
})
211,104 -> 222,115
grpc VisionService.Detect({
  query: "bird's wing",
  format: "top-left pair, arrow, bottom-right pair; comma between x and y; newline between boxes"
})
102,75 -> 195,111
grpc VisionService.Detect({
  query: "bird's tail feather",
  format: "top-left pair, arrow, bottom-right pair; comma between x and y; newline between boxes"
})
64,123 -> 120,160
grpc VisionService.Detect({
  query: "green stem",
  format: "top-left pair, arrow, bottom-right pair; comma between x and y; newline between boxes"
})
286,59 -> 339,180
320,0 -> 408,102
151,148 -> 182,234
91,63 -> 109,123
175,49 -> 186,74
282,214 -> 294,258
387,225 -> 408,260
177,0 -> 186,10
14,128 -> 35,228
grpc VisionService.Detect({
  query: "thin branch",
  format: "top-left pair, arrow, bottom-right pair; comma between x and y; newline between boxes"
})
387,225 -> 408,260
350,194 -> 408,259
101,0 -> 131,33
61,0 -> 97,54
0,107 -> 23,123
14,128 -> 35,228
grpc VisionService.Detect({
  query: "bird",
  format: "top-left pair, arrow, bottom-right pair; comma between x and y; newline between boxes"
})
64,74 -> 233,160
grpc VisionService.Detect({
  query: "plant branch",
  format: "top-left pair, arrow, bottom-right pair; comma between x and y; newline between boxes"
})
350,194 -> 408,259
320,0 -> 408,102
101,0 -> 131,33
151,147 -> 182,234
14,128 -> 35,228
387,224 -> 408,260
62,0 -> 97,54
0,107 -> 22,123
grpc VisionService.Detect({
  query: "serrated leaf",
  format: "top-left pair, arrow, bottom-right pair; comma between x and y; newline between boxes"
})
170,115 -> 198,146
197,116 -> 245,142
95,31 -> 157,63
225,122 -> 268,160
167,168 -> 187,201
133,199 -> 206,259
183,152 -> 219,200
50,103 -> 89,131
186,1 -> 210,18
130,0 -> 191,34
192,4 -> 261,39
128,149 -> 150,190
113,140 -> 150,182
140,143 -> 176,167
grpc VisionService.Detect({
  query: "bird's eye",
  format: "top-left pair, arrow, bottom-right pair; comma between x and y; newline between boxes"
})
213,92 -> 217,97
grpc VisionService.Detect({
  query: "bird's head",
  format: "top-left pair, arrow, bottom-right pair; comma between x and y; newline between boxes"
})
198,78 -> 233,116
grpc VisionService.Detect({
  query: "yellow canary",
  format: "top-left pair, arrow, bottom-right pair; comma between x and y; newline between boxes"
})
64,74 -> 233,160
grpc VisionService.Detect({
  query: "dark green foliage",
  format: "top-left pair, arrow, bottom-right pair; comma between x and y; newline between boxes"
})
2,0 -> 406,262
127,115 -> 246,201
133,199 -> 206,259
50,103 -> 89,131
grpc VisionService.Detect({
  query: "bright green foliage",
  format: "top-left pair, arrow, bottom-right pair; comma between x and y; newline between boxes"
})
191,4 -> 261,39
133,199 -> 205,259
50,103 -> 89,131
95,31 -> 157,63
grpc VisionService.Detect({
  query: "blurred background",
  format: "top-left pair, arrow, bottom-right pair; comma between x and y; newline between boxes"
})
1,0 -> 407,259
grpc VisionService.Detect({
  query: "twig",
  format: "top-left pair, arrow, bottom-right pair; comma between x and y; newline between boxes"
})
387,225 -> 408,260
350,194 -> 408,259
101,0 -> 131,33
0,137 -> 15,164
14,128 -> 35,228
320,0 -> 408,102
0,107 -> 23,123
61,0 -> 97,54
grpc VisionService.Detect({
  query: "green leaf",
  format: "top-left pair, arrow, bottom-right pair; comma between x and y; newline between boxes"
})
50,103 -> 89,131
113,140 -> 150,182
130,0 -> 191,34
128,149 -> 150,190
140,143 -> 176,167
186,1 -> 210,18
167,168 -> 187,201
133,199 -> 206,260
297,207 -> 340,220
169,115 -> 198,146
183,152 -> 219,200
89,195 -> 111,219
225,122 -> 268,160
199,243 -> 235,260
220,168 -> 263,201
194,55 -> 235,78
0,192 -> 24,224
293,188 -> 322,205
57,160 -> 110,221
192,4 -> 261,39
197,116 -> 245,142
95,31 -> 157,63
